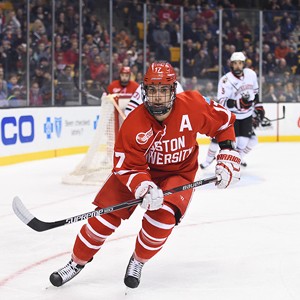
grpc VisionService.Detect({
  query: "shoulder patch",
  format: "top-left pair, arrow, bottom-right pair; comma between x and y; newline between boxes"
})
136,127 -> 153,145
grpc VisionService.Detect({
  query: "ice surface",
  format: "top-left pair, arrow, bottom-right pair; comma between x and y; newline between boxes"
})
1,142 -> 300,300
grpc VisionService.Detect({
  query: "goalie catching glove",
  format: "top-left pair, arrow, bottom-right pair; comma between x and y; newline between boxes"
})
135,181 -> 164,211
215,149 -> 241,189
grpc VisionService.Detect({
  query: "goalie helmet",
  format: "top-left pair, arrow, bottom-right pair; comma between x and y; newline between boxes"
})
230,52 -> 246,77
119,66 -> 131,87
142,61 -> 177,116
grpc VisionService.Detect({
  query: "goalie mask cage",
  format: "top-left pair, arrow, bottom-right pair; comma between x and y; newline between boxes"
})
62,93 -> 131,185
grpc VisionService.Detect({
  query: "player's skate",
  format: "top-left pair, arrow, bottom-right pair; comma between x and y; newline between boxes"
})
50,259 -> 85,287
200,157 -> 215,169
124,255 -> 145,288
241,160 -> 247,167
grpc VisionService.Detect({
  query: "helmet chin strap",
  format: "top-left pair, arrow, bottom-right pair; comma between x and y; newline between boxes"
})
148,105 -> 170,116
145,96 -> 173,116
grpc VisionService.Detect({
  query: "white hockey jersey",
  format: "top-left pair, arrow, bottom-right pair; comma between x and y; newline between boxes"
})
125,81 -> 184,116
217,68 -> 259,120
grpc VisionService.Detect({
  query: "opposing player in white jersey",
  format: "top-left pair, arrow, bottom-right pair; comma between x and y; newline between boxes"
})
125,63 -> 184,117
200,51 -> 265,168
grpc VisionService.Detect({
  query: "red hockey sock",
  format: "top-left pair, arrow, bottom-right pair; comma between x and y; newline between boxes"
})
134,203 -> 176,262
73,212 -> 121,263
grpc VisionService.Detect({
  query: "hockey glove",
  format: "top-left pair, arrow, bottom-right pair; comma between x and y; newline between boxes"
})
135,181 -> 163,211
226,99 -> 236,108
240,94 -> 253,109
252,116 -> 260,129
215,149 -> 241,189
254,103 -> 265,120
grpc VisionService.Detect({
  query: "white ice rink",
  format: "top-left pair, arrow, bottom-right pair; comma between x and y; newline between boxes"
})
1,142 -> 300,300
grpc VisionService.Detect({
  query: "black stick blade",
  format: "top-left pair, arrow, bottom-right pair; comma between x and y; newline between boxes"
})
12,197 -> 66,232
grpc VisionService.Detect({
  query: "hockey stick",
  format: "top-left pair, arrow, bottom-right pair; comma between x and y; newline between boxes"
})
265,105 -> 285,122
73,73 -> 106,102
105,94 -> 126,120
74,82 -> 102,102
260,105 -> 285,127
74,78 -> 126,120
12,176 -> 218,232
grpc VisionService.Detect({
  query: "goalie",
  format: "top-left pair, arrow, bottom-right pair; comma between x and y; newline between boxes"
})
107,66 -> 139,95
50,61 -> 241,289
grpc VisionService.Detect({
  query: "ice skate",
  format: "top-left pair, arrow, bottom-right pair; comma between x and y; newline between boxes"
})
241,160 -> 247,167
49,259 -> 85,287
200,157 -> 215,169
124,255 -> 144,288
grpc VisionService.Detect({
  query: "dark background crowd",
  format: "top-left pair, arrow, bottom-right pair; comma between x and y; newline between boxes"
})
0,0 -> 300,107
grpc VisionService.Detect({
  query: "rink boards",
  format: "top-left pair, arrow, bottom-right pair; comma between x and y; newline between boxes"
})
0,103 -> 298,166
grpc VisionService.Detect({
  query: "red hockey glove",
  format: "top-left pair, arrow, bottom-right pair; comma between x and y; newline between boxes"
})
135,181 -> 164,211
215,149 -> 241,189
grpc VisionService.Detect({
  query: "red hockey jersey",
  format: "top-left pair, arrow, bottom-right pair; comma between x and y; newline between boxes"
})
107,80 -> 139,95
113,90 -> 236,194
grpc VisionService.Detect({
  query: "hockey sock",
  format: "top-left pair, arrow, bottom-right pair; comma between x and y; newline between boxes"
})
134,203 -> 176,263
236,136 -> 250,161
204,140 -> 219,163
73,212 -> 121,263
242,135 -> 258,156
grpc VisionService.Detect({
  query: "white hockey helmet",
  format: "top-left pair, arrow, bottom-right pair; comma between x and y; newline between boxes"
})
230,52 -> 246,62
230,52 -> 246,76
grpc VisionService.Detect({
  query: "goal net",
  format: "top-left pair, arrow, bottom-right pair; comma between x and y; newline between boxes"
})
62,93 -> 131,185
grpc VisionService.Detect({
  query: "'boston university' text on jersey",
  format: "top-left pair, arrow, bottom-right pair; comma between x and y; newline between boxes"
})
113,90 -> 236,193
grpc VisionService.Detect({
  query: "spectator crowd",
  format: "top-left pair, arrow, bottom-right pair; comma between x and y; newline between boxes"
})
0,0 -> 300,107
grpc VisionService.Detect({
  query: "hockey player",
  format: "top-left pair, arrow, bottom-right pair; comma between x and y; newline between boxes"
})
107,66 -> 139,95
49,61 -> 241,289
124,62 -> 184,116
200,104 -> 265,168
200,52 -> 265,168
